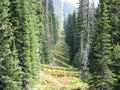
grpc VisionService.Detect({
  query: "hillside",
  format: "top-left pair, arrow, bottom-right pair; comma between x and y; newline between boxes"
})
38,30 -> 88,90
53,0 -> 76,22
63,1 -> 76,19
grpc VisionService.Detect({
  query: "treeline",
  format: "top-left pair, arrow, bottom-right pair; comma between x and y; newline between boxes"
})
64,0 -> 120,90
0,0 -> 59,89
64,0 -> 95,78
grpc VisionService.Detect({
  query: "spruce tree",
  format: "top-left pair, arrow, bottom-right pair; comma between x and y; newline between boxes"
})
35,0 -> 45,70
74,0 -> 89,79
0,0 -> 22,89
43,0 -> 53,64
11,0 -> 31,89
48,12 -> 54,46
64,11 -> 77,65
89,0 -> 115,89
64,14 -> 73,45
108,0 -> 120,89
48,0 -> 59,45
35,0 -> 46,65
112,45 -> 120,89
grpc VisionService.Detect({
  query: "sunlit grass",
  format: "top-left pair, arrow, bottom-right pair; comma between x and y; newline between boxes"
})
39,30 -> 88,90
40,69 -> 88,90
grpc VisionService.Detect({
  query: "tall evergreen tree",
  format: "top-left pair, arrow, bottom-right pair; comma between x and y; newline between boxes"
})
64,0 -> 95,80
42,0 -> 54,64
64,11 -> 77,65
108,0 -> 120,89
10,0 -> 32,89
74,0 -> 93,79
0,0 -> 59,89
89,0 -> 115,89
69,11 -> 77,64
64,14 -> 73,45
0,0 -> 22,89
48,0 -> 59,45
35,0 -> 45,70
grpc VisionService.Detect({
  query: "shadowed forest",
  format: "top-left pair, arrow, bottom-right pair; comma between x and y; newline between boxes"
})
0,0 -> 120,90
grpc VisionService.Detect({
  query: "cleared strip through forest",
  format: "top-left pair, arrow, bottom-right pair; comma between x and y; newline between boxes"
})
39,30 -> 88,90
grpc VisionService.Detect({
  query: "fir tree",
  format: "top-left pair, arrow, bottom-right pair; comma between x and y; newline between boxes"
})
48,0 -> 59,45
108,0 -> 120,89
89,0 -> 115,89
69,11 -> 77,64
0,0 -> 22,89
35,0 -> 45,71
43,0 -> 53,64
12,0 -> 31,89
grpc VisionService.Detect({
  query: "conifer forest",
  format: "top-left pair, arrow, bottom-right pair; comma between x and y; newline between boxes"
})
0,0 -> 120,90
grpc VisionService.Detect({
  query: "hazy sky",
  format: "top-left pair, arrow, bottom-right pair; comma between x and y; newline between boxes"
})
64,0 -> 99,8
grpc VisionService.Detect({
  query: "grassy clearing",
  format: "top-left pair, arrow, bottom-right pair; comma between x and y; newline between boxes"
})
39,67 -> 88,90
41,64 -> 78,71
39,30 -> 88,90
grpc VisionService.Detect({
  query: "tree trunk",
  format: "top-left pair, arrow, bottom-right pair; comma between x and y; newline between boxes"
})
43,0 -> 51,46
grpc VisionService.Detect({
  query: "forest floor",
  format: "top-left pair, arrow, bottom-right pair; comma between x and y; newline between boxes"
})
37,30 -> 88,90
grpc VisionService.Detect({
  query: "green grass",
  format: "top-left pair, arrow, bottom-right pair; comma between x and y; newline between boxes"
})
54,53 -> 69,62
40,85 -> 59,90
41,64 -> 78,71
39,68 -> 88,90
38,30 -> 88,90
41,68 -> 79,77
54,58 -> 74,68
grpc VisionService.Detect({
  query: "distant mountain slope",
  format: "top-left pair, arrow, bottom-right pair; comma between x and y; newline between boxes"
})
63,1 -> 76,19
53,0 -> 62,19
53,0 -> 76,22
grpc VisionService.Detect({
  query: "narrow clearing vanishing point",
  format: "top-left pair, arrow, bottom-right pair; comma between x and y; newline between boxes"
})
39,29 -> 88,90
